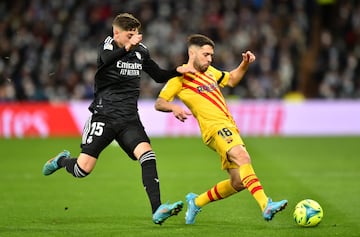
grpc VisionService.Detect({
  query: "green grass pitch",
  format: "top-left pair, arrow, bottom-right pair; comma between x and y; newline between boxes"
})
0,136 -> 359,237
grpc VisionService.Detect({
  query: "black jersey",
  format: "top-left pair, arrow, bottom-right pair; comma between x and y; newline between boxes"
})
89,36 -> 179,121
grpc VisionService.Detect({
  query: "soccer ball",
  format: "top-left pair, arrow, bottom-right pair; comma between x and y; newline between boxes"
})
293,199 -> 323,227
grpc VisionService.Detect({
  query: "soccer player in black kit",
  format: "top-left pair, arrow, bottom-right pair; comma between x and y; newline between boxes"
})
42,13 -> 190,225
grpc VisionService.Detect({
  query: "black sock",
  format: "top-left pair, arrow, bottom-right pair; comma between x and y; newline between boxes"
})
58,158 -> 89,178
139,151 -> 161,214
57,156 -> 68,167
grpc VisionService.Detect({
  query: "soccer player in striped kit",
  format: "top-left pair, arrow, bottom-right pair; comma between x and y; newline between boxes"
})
155,34 -> 287,224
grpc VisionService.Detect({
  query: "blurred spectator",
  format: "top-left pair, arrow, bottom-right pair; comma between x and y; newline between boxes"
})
0,0 -> 359,101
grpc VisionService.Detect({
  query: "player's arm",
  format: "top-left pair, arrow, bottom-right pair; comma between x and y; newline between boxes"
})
142,48 -> 195,83
99,34 -> 141,66
155,97 -> 191,122
99,45 -> 128,66
227,50 -> 256,87
143,58 -> 181,83
143,59 -> 195,83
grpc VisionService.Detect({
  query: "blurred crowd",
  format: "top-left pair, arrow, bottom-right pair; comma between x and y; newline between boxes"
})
0,0 -> 359,102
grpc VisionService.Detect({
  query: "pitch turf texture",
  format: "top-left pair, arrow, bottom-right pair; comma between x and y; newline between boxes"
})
1,136 -> 359,237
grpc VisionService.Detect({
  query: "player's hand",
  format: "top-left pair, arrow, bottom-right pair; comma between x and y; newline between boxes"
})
172,105 -> 192,122
125,34 -> 142,51
242,51 -> 256,64
176,65 -> 197,74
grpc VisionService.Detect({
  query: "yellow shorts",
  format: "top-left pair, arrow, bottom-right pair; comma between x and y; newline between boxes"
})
207,126 -> 245,170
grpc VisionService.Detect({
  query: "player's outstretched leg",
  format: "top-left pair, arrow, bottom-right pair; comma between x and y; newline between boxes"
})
152,201 -> 184,225
185,193 -> 202,224
42,150 -> 70,176
263,198 -> 288,221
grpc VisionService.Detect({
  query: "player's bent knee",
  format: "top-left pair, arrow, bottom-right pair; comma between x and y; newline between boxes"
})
228,145 -> 251,164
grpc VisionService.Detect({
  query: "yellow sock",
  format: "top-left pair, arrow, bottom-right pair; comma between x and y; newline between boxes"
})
239,163 -> 268,211
195,179 -> 237,207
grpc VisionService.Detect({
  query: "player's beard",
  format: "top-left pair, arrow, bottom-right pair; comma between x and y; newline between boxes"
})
194,61 -> 209,73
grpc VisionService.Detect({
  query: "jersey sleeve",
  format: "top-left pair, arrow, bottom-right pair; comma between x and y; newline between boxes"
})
158,76 -> 183,101
208,66 -> 230,88
140,44 -> 181,83
98,36 -> 128,66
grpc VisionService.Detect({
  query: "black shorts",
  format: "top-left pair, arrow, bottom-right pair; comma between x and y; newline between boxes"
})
80,114 -> 150,160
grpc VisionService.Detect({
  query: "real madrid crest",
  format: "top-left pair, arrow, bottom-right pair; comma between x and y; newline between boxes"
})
135,51 -> 142,60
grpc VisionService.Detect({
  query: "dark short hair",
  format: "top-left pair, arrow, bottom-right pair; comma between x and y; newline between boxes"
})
112,13 -> 141,31
187,34 -> 215,48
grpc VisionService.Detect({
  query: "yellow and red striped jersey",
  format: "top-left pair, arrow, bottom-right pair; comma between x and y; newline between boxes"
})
159,65 -> 237,142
